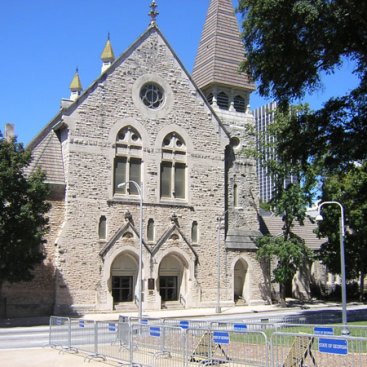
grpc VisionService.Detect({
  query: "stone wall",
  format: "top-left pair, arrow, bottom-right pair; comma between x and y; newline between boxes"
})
53,28 -> 230,313
2,198 -> 64,317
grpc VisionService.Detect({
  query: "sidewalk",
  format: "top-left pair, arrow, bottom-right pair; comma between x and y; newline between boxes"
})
0,301 -> 362,367
0,347 -> 118,367
81,300 -> 339,321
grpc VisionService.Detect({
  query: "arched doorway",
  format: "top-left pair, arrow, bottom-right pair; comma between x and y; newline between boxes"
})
234,259 -> 248,304
110,252 -> 138,305
158,254 -> 186,305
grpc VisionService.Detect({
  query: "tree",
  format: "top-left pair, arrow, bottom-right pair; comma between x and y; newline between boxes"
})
317,163 -> 367,300
254,106 -> 315,305
238,0 -> 367,300
238,0 -> 367,171
0,131 -> 50,301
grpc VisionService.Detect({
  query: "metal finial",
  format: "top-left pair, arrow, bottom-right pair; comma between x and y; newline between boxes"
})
149,0 -> 159,27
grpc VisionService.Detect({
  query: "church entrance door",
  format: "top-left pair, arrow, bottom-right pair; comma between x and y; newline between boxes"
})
159,276 -> 178,301
158,254 -> 186,307
110,252 -> 138,305
234,259 -> 248,304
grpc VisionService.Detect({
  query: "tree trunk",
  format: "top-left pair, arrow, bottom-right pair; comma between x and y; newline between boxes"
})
360,272 -> 365,302
279,283 -> 287,307
0,281 -> 5,318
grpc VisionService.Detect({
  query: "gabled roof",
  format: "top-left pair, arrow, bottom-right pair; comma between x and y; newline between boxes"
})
27,24 -> 230,157
151,223 -> 199,261
192,0 -> 254,91
259,214 -> 325,250
99,221 -> 151,258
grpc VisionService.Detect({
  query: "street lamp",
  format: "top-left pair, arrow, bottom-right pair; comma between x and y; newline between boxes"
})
216,212 -> 227,313
118,180 -> 143,320
316,201 -> 349,335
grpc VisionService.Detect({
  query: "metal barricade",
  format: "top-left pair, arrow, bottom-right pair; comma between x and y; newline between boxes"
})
271,331 -> 367,367
130,323 -> 186,367
69,318 -> 98,358
164,318 -> 210,330
210,320 -> 278,332
186,327 -> 268,367
277,323 -> 367,338
49,316 -> 71,350
95,321 -> 131,364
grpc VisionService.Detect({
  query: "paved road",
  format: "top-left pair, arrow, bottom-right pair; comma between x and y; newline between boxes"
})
0,325 -> 49,349
1,304 -> 367,349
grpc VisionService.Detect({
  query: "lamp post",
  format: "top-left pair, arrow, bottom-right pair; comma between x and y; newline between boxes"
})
118,180 -> 143,320
316,201 -> 349,335
216,212 -> 226,313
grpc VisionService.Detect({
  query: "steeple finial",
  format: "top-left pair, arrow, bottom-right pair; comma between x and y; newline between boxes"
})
69,67 -> 83,101
149,0 -> 159,27
100,33 -> 115,73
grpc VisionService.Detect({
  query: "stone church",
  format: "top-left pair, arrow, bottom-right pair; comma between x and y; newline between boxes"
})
4,0 -> 276,317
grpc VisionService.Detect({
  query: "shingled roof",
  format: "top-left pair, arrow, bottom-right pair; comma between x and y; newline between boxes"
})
192,0 -> 254,91
259,214 -> 325,251
26,129 -> 65,185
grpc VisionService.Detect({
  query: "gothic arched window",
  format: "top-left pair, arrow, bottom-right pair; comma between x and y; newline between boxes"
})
217,92 -> 229,110
98,216 -> 107,240
147,219 -> 154,242
114,126 -> 142,195
234,95 -> 245,113
191,221 -> 198,244
160,133 -> 186,200
234,183 -> 239,207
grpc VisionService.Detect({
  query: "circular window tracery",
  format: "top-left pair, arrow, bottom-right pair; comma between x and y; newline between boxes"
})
140,83 -> 164,109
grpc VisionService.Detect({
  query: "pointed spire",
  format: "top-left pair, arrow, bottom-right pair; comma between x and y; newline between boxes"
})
69,68 -> 83,101
149,0 -> 159,27
192,0 -> 254,92
101,33 -> 115,73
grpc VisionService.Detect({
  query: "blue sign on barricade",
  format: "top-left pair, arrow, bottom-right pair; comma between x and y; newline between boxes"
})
56,318 -> 62,326
141,319 -> 148,325
234,323 -> 247,332
180,320 -> 189,329
108,323 -> 116,332
319,338 -> 348,355
79,320 -> 85,328
150,326 -> 161,337
213,331 -> 230,345
314,327 -> 334,335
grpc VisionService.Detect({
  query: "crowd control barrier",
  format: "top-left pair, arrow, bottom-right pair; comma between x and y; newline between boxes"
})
49,315 -> 367,367
271,331 -> 367,367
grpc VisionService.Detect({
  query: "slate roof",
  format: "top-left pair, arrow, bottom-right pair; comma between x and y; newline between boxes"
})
26,129 -> 65,184
225,227 -> 262,250
192,0 -> 255,91
259,214 -> 325,251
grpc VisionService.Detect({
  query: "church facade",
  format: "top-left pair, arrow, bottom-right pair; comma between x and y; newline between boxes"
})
3,0 -> 274,317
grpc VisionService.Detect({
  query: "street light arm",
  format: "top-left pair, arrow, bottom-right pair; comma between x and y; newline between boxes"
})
317,201 -> 345,237
118,180 -> 142,197
316,200 -> 348,334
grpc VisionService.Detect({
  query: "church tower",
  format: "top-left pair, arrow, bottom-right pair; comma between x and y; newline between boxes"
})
193,0 -> 259,238
193,0 -> 264,304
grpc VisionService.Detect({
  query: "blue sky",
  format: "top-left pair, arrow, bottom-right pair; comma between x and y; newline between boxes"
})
0,0 -> 359,145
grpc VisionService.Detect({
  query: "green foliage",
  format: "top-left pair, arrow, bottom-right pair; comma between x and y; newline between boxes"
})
238,0 -> 367,170
263,105 -> 318,230
256,235 -> 312,286
317,163 -> 367,280
254,105 -> 316,302
238,0 -> 367,299
0,132 -> 50,288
